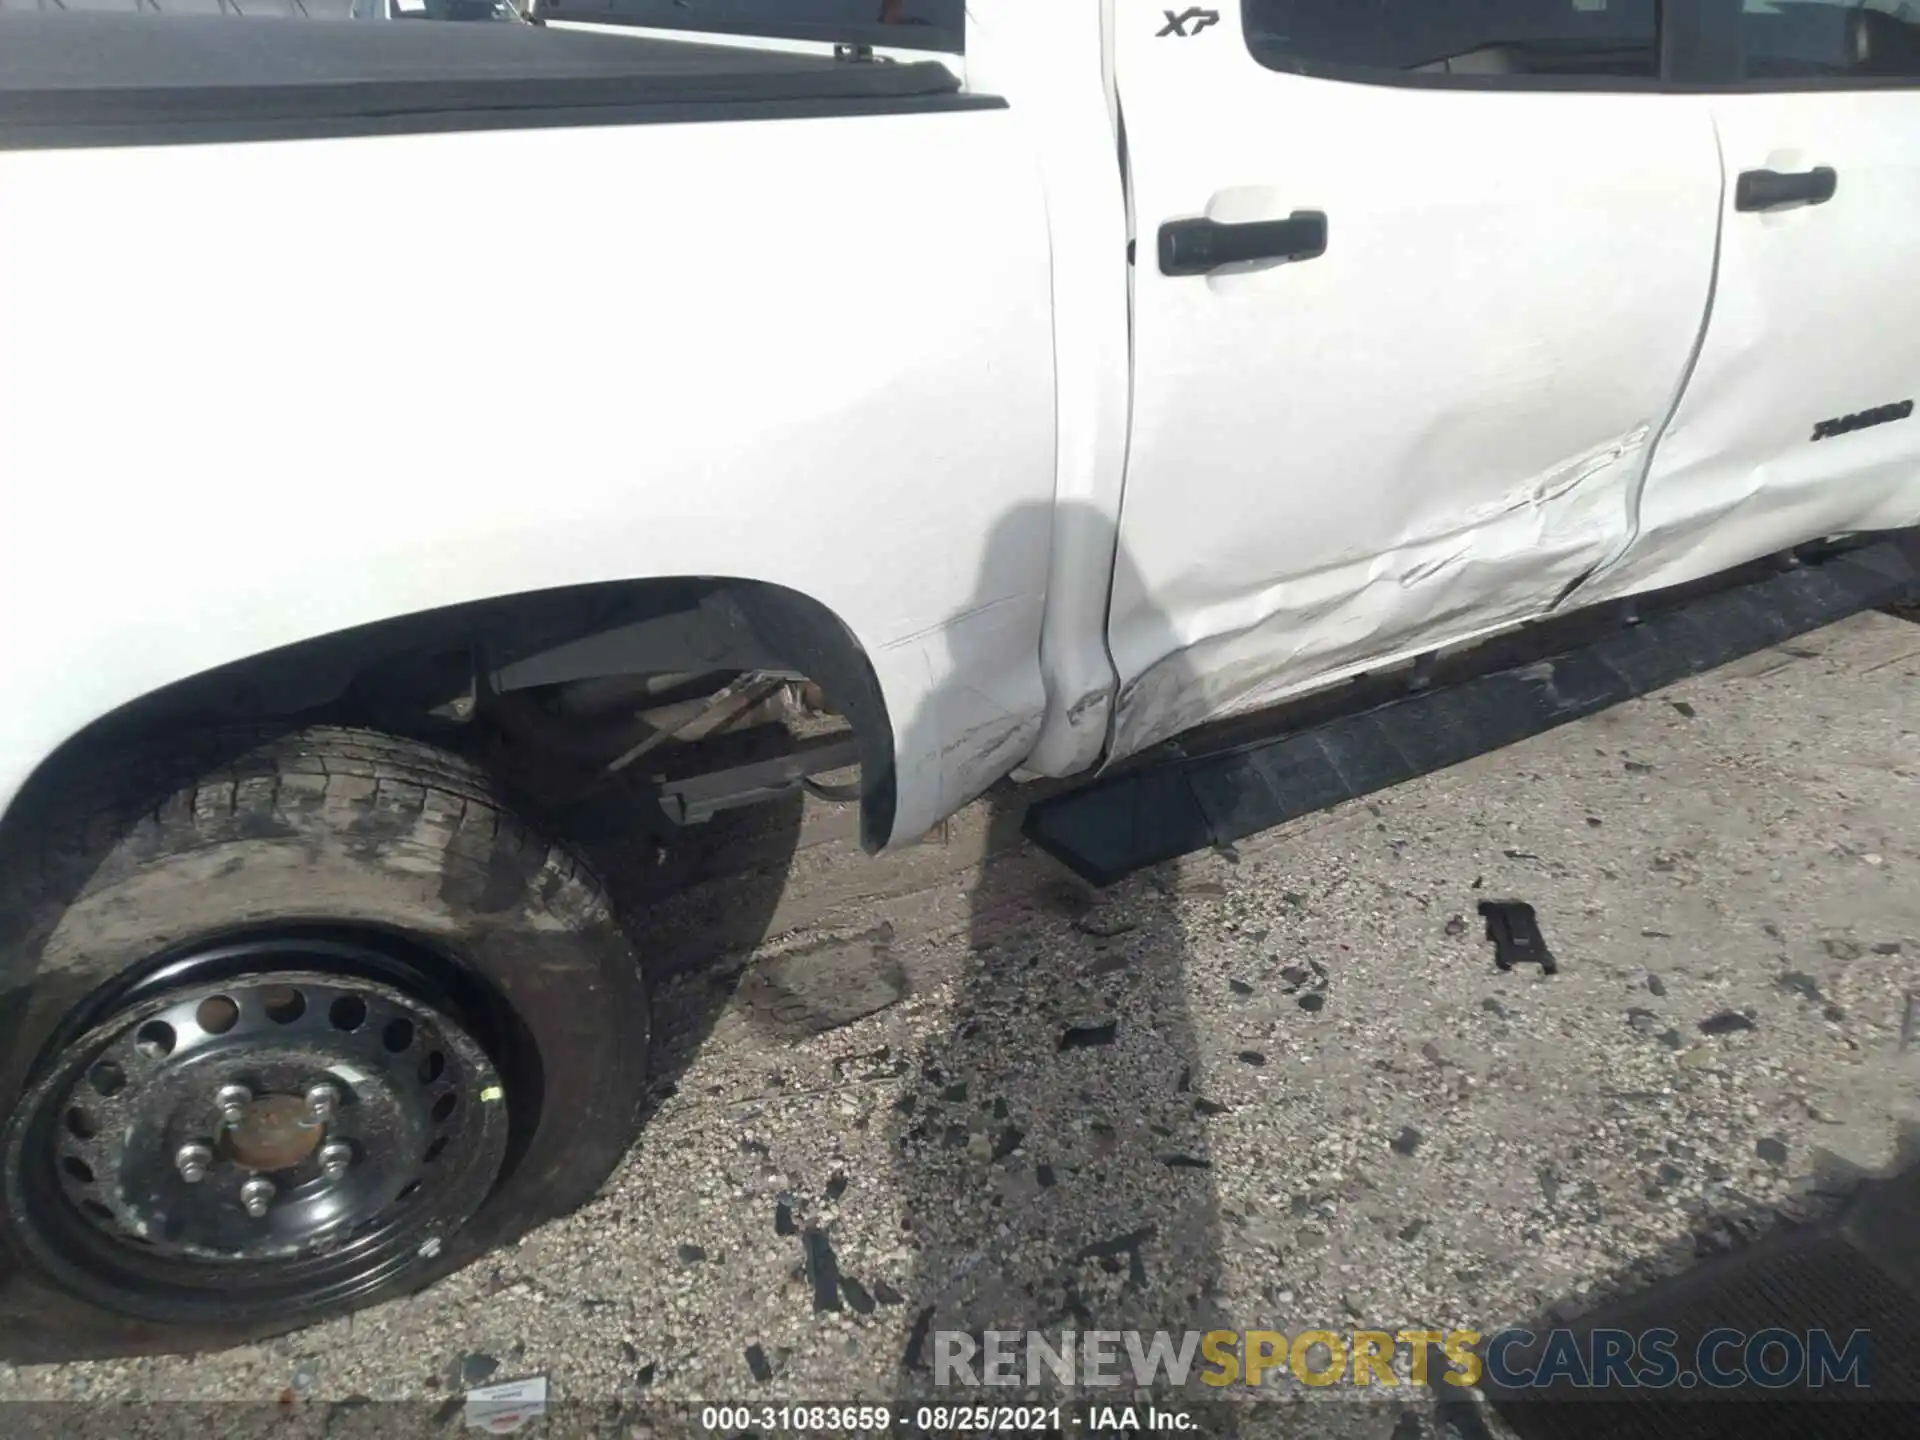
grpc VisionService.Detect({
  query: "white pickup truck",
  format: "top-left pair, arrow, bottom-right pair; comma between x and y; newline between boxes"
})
1,0 -> 1917,1353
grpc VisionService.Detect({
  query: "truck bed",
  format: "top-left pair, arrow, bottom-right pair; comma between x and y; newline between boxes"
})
0,13 -> 977,144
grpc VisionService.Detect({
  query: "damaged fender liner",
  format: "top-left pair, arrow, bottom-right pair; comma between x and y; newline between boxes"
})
1025,531 -> 1920,887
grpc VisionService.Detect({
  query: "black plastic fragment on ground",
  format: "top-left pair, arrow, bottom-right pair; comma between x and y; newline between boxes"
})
744,1343 -> 775,1383
1059,1022 -> 1118,1050
1075,1225 -> 1155,1290
840,1276 -> 876,1314
801,1228 -> 842,1313
1479,900 -> 1558,974
901,1306 -> 936,1371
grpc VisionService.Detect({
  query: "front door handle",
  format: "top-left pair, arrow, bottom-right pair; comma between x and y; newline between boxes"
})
1158,211 -> 1328,276
1735,166 -> 1837,212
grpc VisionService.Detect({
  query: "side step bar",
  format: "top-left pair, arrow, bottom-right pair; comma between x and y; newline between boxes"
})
1024,533 -> 1920,887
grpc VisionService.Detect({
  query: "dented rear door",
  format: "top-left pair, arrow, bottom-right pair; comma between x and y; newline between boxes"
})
1576,2 -> 1920,604
1104,0 -> 1721,761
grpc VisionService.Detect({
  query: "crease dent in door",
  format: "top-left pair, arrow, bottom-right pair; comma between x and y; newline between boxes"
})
1110,421 -> 1654,754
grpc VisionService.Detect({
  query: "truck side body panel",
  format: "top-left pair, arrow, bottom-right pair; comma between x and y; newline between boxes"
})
0,101 -> 1058,844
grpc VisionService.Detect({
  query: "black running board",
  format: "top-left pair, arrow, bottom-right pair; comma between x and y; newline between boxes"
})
1025,534 -> 1920,886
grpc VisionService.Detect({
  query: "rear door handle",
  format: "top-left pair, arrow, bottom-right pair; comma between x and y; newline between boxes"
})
1735,166 -> 1837,212
1158,211 -> 1328,276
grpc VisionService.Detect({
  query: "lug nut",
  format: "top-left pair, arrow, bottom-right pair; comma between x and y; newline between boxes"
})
175,1142 -> 214,1183
216,1083 -> 251,1125
240,1176 -> 275,1218
317,1141 -> 352,1180
305,1083 -> 341,1121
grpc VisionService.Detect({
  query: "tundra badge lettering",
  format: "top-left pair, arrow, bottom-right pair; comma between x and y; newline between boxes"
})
1158,8 -> 1221,37
1810,399 -> 1914,442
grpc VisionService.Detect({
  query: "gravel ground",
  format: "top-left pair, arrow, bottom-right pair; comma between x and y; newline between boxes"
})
2,610 -> 1917,1438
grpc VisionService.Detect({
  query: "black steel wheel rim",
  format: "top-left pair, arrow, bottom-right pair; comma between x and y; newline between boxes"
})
3,934 -> 512,1322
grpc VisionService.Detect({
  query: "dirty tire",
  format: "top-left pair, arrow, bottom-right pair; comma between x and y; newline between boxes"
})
0,725 -> 649,1360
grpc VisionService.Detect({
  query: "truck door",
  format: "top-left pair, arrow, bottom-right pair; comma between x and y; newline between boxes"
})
1577,0 -> 1920,602
1104,0 -> 1724,761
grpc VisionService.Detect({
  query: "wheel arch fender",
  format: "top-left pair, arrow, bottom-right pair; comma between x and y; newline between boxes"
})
0,576 -> 900,855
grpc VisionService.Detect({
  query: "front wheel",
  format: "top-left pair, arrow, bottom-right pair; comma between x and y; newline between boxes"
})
0,726 -> 649,1356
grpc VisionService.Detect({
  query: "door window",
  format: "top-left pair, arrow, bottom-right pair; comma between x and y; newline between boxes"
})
1741,1 -> 1920,80
1243,0 -> 1660,79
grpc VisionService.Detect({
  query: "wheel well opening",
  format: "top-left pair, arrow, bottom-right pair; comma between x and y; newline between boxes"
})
5,577 -> 898,853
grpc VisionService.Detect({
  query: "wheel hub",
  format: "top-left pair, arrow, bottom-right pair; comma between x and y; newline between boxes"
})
4,936 -> 514,1320
225,1094 -> 326,1171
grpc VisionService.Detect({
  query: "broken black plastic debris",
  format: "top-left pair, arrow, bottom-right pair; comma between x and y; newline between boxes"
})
1477,900 -> 1558,974
1194,1097 -> 1229,1117
872,1278 -> 905,1306
992,1126 -> 1024,1161
802,1228 -> 842,1313
1075,1225 -> 1154,1289
1237,1050 -> 1267,1066
1699,1010 -> 1757,1035
1035,1163 -> 1057,1188
774,1200 -> 797,1237
745,1343 -> 775,1383
1389,1126 -> 1423,1157
1059,1022 -> 1118,1050
1159,1154 -> 1210,1170
825,1172 -> 848,1202
840,1276 -> 877,1315
676,1243 -> 706,1263
901,1307 -> 935,1371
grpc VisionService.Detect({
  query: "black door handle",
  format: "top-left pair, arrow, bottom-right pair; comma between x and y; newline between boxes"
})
1735,166 -> 1837,212
1158,211 -> 1327,276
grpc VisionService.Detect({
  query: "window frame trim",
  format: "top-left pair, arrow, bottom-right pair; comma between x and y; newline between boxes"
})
1238,0 -> 1920,93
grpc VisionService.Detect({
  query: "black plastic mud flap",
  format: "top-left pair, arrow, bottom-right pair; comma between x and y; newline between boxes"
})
1024,533 -> 1920,886
1484,1160 -> 1920,1438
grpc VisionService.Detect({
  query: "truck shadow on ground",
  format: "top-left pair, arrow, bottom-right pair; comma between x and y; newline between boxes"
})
1479,1130 -> 1920,1440
863,506 -> 1230,1405
886,802 -> 1230,1401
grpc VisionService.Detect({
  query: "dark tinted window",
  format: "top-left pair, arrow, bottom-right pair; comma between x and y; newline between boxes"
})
1741,1 -> 1920,79
1244,0 -> 1660,78
540,0 -> 963,53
